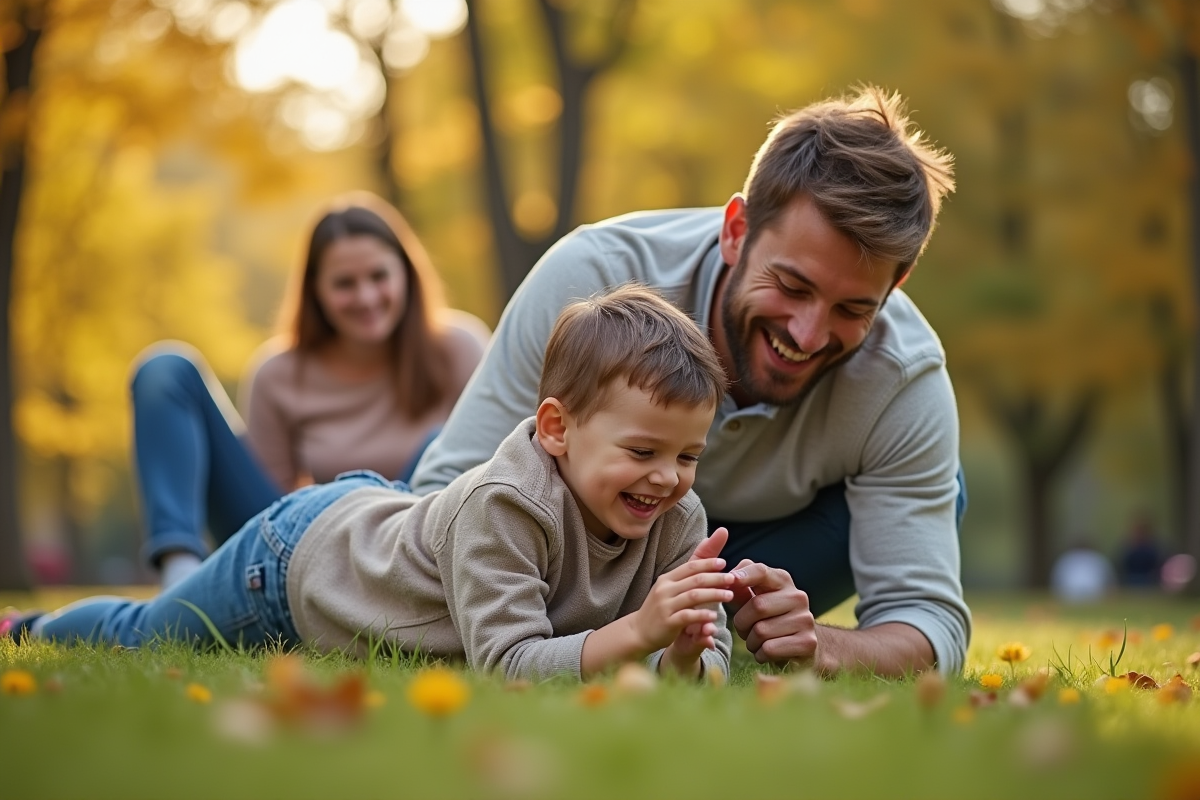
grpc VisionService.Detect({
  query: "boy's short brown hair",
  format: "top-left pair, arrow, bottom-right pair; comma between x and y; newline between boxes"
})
538,284 -> 727,423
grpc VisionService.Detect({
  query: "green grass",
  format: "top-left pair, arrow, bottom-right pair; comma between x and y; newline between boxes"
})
3,590 -> 1200,800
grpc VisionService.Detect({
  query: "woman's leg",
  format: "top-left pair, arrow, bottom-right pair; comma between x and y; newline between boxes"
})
130,345 -> 283,573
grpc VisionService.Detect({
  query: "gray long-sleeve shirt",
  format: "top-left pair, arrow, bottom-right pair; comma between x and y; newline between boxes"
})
411,208 -> 971,672
287,417 -> 732,681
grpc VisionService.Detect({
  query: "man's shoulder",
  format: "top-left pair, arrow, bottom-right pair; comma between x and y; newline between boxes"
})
548,208 -> 722,262
855,290 -> 947,377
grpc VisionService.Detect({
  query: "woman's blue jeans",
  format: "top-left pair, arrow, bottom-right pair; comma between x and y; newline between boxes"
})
713,468 -> 968,617
35,472 -> 396,649
131,345 -> 283,568
131,345 -> 435,568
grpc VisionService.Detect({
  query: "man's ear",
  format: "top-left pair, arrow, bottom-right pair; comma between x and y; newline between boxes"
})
535,398 -> 569,457
718,194 -> 749,267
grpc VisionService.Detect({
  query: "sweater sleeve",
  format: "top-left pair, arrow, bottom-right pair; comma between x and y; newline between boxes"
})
440,484 -> 589,681
845,365 -> 972,674
409,234 -> 613,495
241,350 -> 300,490
643,501 -> 733,680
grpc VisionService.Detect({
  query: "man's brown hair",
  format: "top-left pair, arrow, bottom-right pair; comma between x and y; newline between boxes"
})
743,85 -> 955,277
538,284 -> 727,422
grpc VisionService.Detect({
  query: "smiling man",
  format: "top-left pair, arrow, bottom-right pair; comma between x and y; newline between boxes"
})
411,86 -> 971,676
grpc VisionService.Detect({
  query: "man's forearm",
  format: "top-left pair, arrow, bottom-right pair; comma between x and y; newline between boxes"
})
812,622 -> 935,678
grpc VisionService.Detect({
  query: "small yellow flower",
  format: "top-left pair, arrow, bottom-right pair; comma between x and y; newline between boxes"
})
997,642 -> 1031,664
406,667 -> 470,718
185,683 -> 212,704
1152,624 -> 1174,642
1,669 -> 36,695
1057,688 -> 1081,705
364,690 -> 387,709
1104,676 -> 1129,695
980,673 -> 1004,689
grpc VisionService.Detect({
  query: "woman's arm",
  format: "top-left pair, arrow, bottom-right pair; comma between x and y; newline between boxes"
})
240,344 -> 301,490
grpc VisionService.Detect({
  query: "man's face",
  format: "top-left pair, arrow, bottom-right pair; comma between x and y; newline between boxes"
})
716,195 -> 899,407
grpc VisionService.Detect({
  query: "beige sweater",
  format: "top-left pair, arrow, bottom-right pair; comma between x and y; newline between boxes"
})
286,418 -> 733,681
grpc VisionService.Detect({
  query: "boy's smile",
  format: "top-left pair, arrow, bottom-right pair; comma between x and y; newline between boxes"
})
537,384 -> 715,544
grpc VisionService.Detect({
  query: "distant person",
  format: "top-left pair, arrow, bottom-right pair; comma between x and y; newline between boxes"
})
1119,516 -> 1164,589
131,193 -> 489,589
1050,538 -> 1115,603
6,287 -> 740,681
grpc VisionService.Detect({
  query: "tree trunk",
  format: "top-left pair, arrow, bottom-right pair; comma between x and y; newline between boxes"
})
0,13 -> 41,591
989,392 -> 1100,588
463,0 -> 631,301
1179,43 -> 1200,595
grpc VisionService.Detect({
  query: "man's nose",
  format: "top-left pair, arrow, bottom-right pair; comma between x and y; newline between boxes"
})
789,304 -> 831,354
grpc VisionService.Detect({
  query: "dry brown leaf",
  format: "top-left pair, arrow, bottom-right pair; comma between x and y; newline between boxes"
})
969,689 -> 998,708
755,673 -> 789,703
1121,671 -> 1160,690
614,663 -> 657,695
578,684 -> 608,707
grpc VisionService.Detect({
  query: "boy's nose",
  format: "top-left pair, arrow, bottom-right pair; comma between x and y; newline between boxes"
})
648,466 -> 679,490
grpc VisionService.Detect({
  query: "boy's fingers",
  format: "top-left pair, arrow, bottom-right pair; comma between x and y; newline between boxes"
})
689,527 -> 729,561
666,557 -> 726,580
671,588 -> 734,610
671,608 -> 720,627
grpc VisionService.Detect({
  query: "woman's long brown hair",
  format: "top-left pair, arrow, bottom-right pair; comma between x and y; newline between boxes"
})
279,192 -> 452,418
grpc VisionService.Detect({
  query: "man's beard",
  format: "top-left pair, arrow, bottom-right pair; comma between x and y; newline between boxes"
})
719,262 -> 861,407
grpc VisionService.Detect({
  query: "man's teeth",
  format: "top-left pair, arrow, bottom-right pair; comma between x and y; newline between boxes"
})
627,493 -> 661,506
769,333 -> 812,363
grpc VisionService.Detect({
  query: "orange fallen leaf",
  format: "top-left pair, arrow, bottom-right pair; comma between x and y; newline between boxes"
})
578,684 -> 608,707
969,689 -> 998,708
915,671 -> 946,709
1160,762 -> 1200,800
1159,675 -> 1193,705
1128,630 -> 1144,645
1017,671 -> 1051,702
755,673 -> 788,703
264,655 -> 370,730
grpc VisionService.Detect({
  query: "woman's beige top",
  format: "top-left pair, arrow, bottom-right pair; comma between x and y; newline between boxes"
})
241,312 -> 488,489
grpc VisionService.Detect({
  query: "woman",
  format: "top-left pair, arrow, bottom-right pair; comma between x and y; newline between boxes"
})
132,194 -> 489,588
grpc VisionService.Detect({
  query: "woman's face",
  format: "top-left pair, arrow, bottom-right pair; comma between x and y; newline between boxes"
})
314,235 -> 408,348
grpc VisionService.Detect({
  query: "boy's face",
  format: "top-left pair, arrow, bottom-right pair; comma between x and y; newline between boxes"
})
541,384 -> 715,544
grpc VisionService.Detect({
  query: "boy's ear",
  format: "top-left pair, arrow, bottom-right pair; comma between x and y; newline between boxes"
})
535,398 -> 570,457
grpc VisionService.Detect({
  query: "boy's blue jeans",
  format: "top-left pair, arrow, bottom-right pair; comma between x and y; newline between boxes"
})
36,472 -> 398,649
713,468 -> 967,618
132,347 -> 434,568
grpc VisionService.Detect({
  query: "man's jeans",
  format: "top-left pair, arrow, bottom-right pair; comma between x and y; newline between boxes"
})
131,347 -> 436,568
35,472 -> 398,649
713,469 -> 967,617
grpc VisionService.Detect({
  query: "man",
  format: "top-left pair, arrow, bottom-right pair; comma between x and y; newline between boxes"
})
412,85 -> 970,675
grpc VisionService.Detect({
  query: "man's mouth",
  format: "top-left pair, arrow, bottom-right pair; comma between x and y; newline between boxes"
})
767,331 -> 812,364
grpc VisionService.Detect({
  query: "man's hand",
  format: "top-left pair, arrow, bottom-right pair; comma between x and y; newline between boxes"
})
728,561 -> 819,667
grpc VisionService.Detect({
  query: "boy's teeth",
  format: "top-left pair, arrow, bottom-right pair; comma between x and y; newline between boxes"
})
769,333 -> 812,363
628,493 -> 661,505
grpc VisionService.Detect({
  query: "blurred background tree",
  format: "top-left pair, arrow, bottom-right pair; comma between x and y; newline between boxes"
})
0,0 -> 1194,592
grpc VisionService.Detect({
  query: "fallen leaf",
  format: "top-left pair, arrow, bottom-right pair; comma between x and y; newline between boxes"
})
578,684 -> 608,707
1159,675 -> 1193,705
614,663 -> 657,695
969,689 -> 998,708
755,673 -> 788,703
1186,652 -> 1200,668
832,694 -> 889,720
915,671 -> 946,709
1122,671 -> 1160,690
164,667 -> 183,680
1017,671 -> 1051,701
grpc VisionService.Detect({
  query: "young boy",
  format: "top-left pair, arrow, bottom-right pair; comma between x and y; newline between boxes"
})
3,285 -> 735,681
